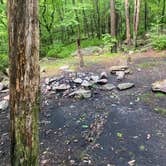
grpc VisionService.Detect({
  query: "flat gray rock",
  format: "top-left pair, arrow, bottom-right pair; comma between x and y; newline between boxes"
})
110,65 -> 128,74
117,83 -> 135,90
52,84 -> 70,91
69,89 -> 91,99
152,79 -> 166,93
101,84 -> 115,91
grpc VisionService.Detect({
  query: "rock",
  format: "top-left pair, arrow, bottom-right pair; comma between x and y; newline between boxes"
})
97,79 -> 108,85
71,46 -> 103,56
101,84 -> 115,91
124,69 -> 132,74
0,83 -> 4,91
52,84 -> 70,91
90,75 -> 99,83
100,72 -> 108,79
0,71 -> 5,82
81,80 -> 92,87
44,78 -> 50,85
117,83 -> 135,90
60,65 -> 69,71
4,95 -> 9,100
152,79 -> 166,93
73,78 -> 82,84
110,65 -> 128,74
69,89 -> 91,99
0,100 -> 9,111
116,71 -> 125,80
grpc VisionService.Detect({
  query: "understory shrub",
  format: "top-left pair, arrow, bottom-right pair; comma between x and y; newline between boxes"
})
151,34 -> 166,50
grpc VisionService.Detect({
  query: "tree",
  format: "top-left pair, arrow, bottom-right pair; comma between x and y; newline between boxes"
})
8,0 -> 40,165
110,0 -> 117,52
133,0 -> 141,47
110,0 -> 116,37
125,0 -> 131,45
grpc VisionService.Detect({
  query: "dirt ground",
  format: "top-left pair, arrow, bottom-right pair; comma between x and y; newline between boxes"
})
0,52 -> 166,166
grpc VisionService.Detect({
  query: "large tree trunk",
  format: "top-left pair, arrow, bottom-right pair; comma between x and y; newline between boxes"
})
125,0 -> 131,45
7,0 -> 40,165
133,0 -> 141,47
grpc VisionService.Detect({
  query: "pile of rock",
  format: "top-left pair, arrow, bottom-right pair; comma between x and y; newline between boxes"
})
42,65 -> 135,99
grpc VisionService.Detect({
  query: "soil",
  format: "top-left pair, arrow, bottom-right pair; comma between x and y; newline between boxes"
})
0,53 -> 166,166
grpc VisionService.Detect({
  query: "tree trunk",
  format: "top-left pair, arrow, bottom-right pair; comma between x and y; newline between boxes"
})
77,28 -> 84,68
110,0 -> 116,37
110,0 -> 116,52
125,0 -> 131,45
161,0 -> 166,31
8,0 -> 40,165
133,0 -> 141,47
144,0 -> 148,31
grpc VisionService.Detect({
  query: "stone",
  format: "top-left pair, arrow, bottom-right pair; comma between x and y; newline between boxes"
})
100,72 -> 108,79
81,80 -> 92,87
69,89 -> 91,99
110,65 -> 128,74
101,84 -> 115,91
53,84 -> 70,91
59,65 -> 69,71
90,75 -> 99,83
4,95 -> 9,100
71,46 -> 103,56
97,79 -> 108,85
117,83 -> 135,90
0,100 -> 9,111
0,83 -> 4,91
0,71 -> 5,82
73,78 -> 82,84
152,79 -> 166,93
116,71 -> 125,80
45,78 -> 50,85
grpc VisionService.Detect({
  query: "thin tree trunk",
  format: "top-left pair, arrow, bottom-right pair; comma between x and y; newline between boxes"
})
8,0 -> 40,165
110,0 -> 116,52
161,0 -> 166,31
110,0 -> 116,37
133,0 -> 141,47
125,0 -> 131,45
144,0 -> 148,31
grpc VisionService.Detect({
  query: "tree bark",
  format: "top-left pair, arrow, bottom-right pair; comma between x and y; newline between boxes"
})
110,0 -> 116,52
7,0 -> 40,165
133,0 -> 141,47
125,0 -> 131,45
110,0 -> 116,37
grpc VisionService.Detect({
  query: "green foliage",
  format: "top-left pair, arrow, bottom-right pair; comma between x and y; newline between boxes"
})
102,34 -> 117,52
0,54 -> 8,71
44,38 -> 102,58
151,34 -> 166,50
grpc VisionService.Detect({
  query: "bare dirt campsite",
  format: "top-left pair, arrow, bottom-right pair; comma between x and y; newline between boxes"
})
1,50 -> 166,165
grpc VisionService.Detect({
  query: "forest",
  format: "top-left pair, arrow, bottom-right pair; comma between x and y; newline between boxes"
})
0,0 -> 166,67
0,0 -> 166,166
